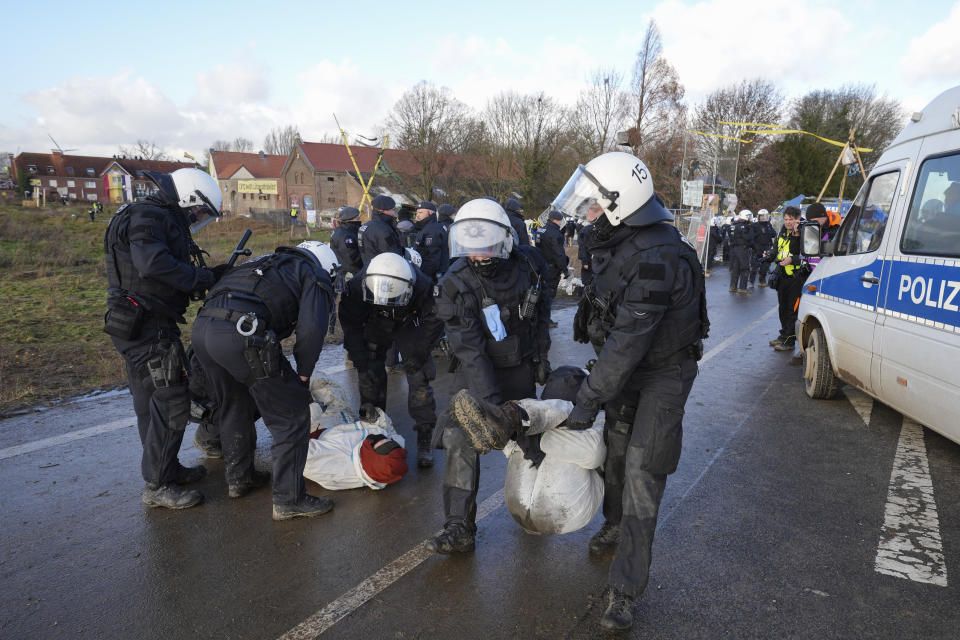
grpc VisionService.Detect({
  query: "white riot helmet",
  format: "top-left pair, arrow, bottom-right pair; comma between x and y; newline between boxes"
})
552,151 -> 670,227
738,209 -> 753,222
448,199 -> 514,259
363,253 -> 415,307
757,208 -> 769,221
171,168 -> 223,231
297,241 -> 340,280
404,247 -> 423,268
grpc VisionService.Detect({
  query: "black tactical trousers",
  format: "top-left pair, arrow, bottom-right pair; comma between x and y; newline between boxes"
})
192,316 -> 312,505
604,358 -> 698,598
358,354 -> 437,429
748,251 -> 760,284
112,323 -> 191,487
729,246 -> 751,289
440,362 -> 535,527
777,273 -> 804,342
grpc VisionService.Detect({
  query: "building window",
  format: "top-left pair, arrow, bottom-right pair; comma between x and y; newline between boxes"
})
67,167 -> 75,176
67,180 -> 75,187
47,166 -> 55,174
303,196 -> 314,209
49,179 -> 57,187
86,168 -> 95,176
27,164 -> 37,173
85,181 -> 96,188
328,198 -> 336,203
327,177 -> 334,182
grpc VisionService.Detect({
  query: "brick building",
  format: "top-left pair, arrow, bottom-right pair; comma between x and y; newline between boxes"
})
209,150 -> 287,215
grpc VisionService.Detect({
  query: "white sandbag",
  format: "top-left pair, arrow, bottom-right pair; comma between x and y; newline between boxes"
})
540,426 -> 605,469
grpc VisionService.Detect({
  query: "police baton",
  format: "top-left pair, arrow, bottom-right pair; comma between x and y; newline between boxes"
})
228,229 -> 253,267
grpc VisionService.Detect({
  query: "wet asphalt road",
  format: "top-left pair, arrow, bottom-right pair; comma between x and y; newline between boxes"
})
2,266 -> 960,639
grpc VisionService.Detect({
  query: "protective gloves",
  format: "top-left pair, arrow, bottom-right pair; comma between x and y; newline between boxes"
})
534,359 -> 552,385
359,403 -> 379,422
561,403 -> 597,431
210,263 -> 231,282
573,296 -> 591,344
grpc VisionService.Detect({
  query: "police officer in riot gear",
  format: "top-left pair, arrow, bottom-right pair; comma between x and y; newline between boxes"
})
358,194 -> 403,266
537,209 -> 570,326
330,206 -> 363,278
437,203 -> 456,234
426,199 -> 551,554
502,197 -> 531,246
752,209 -> 777,286
728,210 -> 755,292
103,168 -> 227,509
559,152 -> 708,631
339,252 -> 444,467
191,241 -> 338,520
412,200 -> 449,282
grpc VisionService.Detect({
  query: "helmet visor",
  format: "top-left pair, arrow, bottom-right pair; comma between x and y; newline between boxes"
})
362,273 -> 413,307
188,209 -> 216,234
449,219 -> 511,259
551,165 -> 605,221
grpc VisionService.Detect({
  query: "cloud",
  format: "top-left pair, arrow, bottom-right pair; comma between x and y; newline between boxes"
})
899,1 -> 960,82
193,62 -> 271,105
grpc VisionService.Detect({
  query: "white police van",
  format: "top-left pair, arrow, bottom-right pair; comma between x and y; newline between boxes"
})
798,85 -> 960,445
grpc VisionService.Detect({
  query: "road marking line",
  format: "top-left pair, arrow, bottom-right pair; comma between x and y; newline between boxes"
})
874,416 -> 947,587
0,364 -> 351,460
278,488 -> 505,640
842,387 -> 874,426
699,305 -> 778,366
0,418 -> 136,461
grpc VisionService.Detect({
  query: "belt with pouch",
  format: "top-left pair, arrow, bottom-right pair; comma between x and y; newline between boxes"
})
197,306 -> 267,336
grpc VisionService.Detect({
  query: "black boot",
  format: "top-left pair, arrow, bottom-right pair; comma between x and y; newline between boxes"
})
173,463 -> 207,485
193,432 -> 222,459
416,426 -> 435,468
451,389 -> 522,454
228,468 -> 271,498
142,483 -> 203,509
272,495 -> 334,521
600,587 -> 635,631
588,521 -> 620,555
425,521 -> 476,554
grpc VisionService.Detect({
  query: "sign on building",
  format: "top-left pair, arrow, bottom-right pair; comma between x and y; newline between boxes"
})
681,180 -> 704,207
238,180 -> 278,194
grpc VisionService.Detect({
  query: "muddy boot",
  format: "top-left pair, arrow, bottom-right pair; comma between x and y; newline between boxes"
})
272,495 -> 334,521
451,389 -> 522,454
142,483 -> 203,509
588,521 -> 621,555
425,521 -> 476,554
415,426 -> 435,468
600,587 -> 635,631
173,463 -> 207,485
193,432 -> 222,459
228,469 -> 272,498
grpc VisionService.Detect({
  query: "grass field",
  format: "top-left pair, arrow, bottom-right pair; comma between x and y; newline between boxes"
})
0,203 -> 331,414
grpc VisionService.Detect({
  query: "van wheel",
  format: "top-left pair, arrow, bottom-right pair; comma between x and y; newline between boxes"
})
803,327 -> 839,399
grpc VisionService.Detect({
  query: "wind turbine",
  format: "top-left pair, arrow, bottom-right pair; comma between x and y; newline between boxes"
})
48,134 -> 77,154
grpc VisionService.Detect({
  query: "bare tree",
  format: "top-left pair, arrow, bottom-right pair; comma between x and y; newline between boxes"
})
263,125 -> 300,156
627,21 -> 685,158
385,82 -> 475,201
572,67 -> 629,158
232,137 -> 254,153
117,139 -> 170,161
482,91 -> 572,210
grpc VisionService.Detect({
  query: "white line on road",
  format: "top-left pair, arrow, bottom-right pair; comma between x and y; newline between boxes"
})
0,418 -> 136,461
277,309 -> 776,638
278,488 -> 505,640
875,416 -> 948,586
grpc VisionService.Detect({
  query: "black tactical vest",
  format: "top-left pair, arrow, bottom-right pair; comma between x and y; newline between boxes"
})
104,201 -> 194,314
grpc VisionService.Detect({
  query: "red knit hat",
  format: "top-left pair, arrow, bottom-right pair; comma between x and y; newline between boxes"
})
359,436 -> 409,484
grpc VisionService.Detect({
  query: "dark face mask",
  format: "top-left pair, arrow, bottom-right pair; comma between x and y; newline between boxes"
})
471,258 -> 502,278
592,213 -> 616,242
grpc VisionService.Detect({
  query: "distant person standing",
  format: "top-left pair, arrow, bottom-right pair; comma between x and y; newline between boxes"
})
537,210 -> 570,327
727,210 -> 754,293
357,194 -> 403,266
413,200 -> 450,282
770,207 -> 803,351
578,203 -> 603,287
502,198 -> 531,246
330,206 -> 363,278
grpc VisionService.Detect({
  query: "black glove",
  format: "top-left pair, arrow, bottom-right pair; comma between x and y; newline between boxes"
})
209,263 -> 231,282
561,403 -> 597,431
573,296 -> 591,344
535,359 -> 551,385
358,403 -> 379,422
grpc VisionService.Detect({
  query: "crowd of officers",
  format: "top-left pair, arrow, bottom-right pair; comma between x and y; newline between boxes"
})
103,150 -> 711,632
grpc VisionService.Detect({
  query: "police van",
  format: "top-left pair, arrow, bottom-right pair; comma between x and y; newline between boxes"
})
797,85 -> 960,445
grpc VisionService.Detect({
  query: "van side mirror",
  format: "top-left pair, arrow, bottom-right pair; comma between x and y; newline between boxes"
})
801,222 -> 822,256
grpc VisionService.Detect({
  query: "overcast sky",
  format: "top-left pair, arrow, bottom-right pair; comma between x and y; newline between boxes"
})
2,0 -> 958,160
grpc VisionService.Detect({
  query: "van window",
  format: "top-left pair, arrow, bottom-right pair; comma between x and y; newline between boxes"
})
901,152 -> 960,258
833,171 -> 898,255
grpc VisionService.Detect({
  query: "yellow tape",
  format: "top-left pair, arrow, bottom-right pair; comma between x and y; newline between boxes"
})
689,130 -> 755,144
693,121 -> 873,152
742,128 -> 873,152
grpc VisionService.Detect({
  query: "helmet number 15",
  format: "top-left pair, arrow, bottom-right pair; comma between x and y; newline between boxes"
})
631,164 -> 648,184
